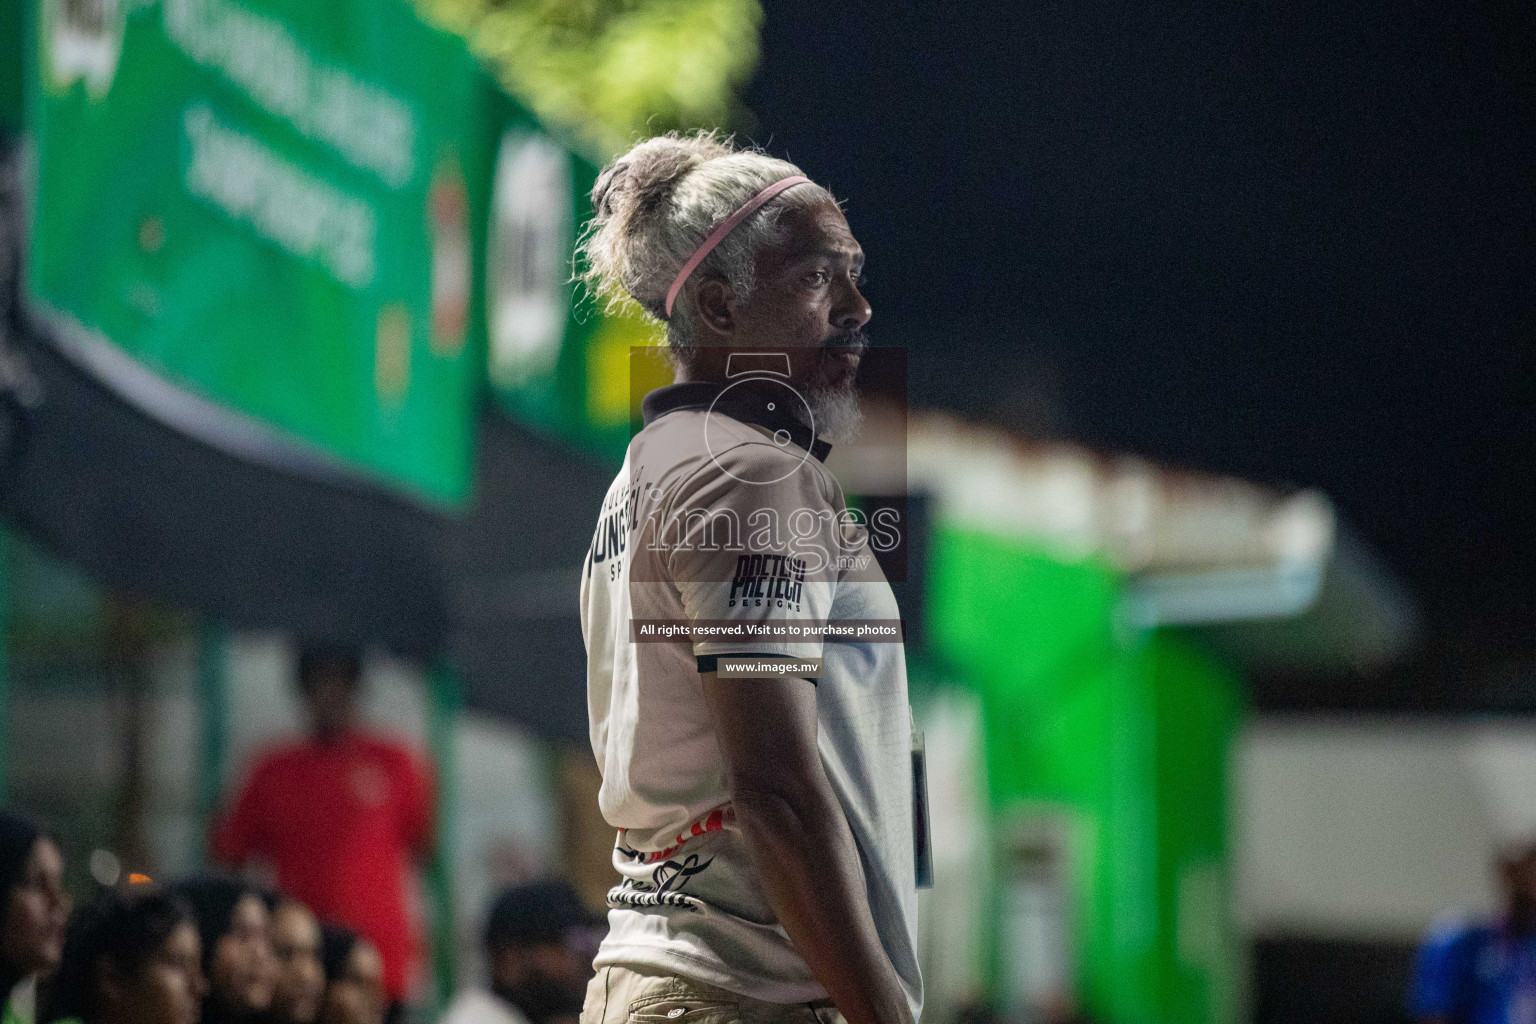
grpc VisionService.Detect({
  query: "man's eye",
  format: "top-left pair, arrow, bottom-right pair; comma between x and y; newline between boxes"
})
807,270 -> 830,285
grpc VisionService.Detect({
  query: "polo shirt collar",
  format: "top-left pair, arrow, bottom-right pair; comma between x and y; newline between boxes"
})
641,379 -> 834,463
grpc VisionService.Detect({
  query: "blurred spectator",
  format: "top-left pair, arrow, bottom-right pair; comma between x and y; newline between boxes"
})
212,644 -> 435,1011
318,925 -> 386,1024
262,895 -> 325,1024
1409,841 -> 1536,1023
41,884 -> 205,1024
440,880 -> 602,1024
173,876 -> 276,1024
0,812 -> 69,1024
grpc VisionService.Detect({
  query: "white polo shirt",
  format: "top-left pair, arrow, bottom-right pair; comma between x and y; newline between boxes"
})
579,379 -> 922,1017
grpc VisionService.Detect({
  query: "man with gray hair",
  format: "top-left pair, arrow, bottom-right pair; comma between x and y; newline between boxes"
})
577,132 -> 922,1024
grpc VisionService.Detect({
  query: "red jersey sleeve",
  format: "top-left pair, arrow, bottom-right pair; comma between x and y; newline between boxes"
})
211,754 -> 272,866
395,747 -> 436,859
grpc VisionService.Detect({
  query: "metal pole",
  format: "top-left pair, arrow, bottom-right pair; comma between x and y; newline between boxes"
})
195,622 -> 227,865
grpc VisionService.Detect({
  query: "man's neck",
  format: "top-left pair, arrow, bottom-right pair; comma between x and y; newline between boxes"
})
312,724 -> 356,745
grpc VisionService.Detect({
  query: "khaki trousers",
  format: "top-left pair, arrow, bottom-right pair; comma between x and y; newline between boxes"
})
580,965 -> 848,1024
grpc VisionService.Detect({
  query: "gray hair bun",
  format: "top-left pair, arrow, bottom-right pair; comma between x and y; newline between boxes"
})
591,133 -> 732,226
578,131 -> 826,339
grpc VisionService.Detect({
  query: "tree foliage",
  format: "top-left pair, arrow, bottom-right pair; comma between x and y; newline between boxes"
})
417,0 -> 763,155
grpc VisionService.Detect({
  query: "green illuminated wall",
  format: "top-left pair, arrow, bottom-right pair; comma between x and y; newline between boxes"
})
927,526 -> 1243,1024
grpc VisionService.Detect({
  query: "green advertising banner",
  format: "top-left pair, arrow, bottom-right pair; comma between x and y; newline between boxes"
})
479,93 -> 671,462
26,0 -> 503,506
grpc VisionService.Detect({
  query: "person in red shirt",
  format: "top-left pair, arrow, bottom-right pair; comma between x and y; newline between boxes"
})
212,645 -> 435,1012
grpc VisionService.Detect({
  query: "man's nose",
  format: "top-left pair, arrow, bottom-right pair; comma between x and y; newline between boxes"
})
833,277 -> 872,333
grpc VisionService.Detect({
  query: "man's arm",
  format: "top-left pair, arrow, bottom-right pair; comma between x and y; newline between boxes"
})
209,758 -> 267,867
701,670 -> 912,1024
397,747 -> 437,862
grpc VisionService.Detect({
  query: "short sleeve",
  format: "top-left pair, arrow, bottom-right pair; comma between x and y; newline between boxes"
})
1407,919 -> 1479,1019
663,443 -> 843,664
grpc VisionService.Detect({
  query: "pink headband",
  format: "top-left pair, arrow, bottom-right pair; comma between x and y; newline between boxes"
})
664,175 -> 814,318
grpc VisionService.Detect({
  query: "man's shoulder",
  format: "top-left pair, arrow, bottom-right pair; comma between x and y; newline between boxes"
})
1410,914 -> 1502,1016
1419,913 -> 1497,960
665,428 -> 834,498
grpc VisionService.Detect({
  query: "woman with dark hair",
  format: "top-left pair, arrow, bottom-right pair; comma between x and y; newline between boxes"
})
316,927 -> 383,1024
40,884 -> 204,1024
0,810 -> 69,1024
258,892 -> 323,1024
171,877 -> 275,1024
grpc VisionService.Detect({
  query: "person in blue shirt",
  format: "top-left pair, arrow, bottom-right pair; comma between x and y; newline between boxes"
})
1410,843 -> 1536,1024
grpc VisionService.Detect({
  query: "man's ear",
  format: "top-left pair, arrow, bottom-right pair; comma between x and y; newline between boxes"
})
693,276 -> 736,338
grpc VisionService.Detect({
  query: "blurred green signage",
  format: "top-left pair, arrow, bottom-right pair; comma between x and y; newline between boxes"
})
479,101 -> 671,463
26,0 -> 501,506
1,4 -> 21,133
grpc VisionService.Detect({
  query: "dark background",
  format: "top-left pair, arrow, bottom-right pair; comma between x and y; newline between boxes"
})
745,0 -> 1536,689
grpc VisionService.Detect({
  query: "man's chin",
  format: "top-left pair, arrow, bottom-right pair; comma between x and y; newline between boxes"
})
807,386 -> 864,444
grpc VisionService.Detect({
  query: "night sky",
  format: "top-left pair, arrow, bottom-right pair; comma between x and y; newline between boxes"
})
746,0 -> 1536,642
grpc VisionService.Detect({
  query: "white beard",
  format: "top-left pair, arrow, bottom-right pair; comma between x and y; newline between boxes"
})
802,378 -> 863,444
